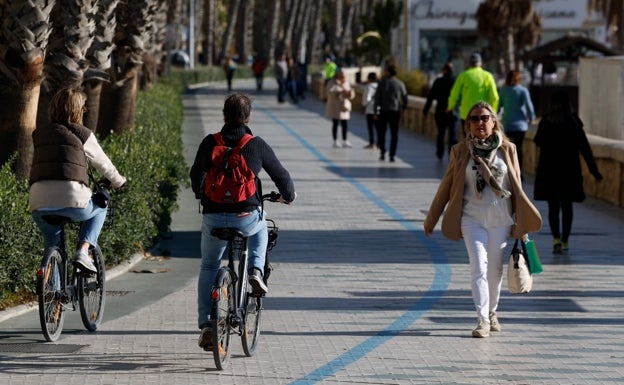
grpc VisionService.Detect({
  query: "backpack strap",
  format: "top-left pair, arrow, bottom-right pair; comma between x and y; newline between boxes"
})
236,133 -> 254,148
213,132 -> 225,146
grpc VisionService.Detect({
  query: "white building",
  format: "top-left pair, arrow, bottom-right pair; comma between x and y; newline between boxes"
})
394,0 -> 608,74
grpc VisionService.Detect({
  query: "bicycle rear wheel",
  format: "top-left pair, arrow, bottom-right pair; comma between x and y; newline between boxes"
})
241,293 -> 262,356
78,246 -> 106,331
211,268 -> 234,370
37,248 -> 65,342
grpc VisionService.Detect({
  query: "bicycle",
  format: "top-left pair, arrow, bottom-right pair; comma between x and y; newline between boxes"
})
36,178 -> 113,342
209,191 -> 281,370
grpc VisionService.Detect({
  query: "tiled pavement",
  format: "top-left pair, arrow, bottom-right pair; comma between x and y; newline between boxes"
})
1,78 -> 623,384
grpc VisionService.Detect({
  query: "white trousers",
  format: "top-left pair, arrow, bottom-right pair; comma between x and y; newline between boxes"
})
461,216 -> 510,321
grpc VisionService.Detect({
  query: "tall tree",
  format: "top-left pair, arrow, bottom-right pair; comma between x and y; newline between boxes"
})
476,0 -> 541,74
219,0 -> 241,63
40,0 -> 97,131
0,0 -> 55,179
588,0 -> 624,50
99,0 -> 152,135
84,0 -> 119,132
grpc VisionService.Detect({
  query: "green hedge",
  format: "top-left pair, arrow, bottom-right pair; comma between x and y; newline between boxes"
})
0,79 -> 189,310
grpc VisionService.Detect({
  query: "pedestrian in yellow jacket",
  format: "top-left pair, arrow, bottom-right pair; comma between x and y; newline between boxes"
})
447,53 -> 499,133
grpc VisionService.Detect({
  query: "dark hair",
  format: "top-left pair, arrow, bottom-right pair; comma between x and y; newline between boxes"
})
223,93 -> 252,125
49,87 -> 87,124
367,72 -> 378,81
551,90 -> 574,115
442,62 -> 453,74
505,70 -> 522,86
386,64 -> 397,76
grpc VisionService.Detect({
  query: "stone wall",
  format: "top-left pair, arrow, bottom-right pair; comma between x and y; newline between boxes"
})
311,71 -> 624,209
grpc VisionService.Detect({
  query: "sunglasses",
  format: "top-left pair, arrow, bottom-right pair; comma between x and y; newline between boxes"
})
468,114 -> 492,123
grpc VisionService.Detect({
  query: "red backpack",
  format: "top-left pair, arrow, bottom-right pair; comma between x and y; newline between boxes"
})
203,133 -> 257,203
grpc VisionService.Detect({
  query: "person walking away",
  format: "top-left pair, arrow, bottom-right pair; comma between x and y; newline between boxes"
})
222,56 -> 236,91
363,72 -> 379,149
323,56 -> 338,83
447,53 -> 499,136
190,93 -> 296,350
251,53 -> 268,91
423,62 -> 459,160
325,69 -> 355,148
287,57 -> 300,103
498,70 -> 535,173
374,64 -> 408,161
29,87 -> 126,274
423,101 -> 542,338
274,53 -> 288,103
533,90 -> 602,254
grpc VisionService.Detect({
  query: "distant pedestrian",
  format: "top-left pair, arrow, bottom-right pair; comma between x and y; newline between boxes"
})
287,57 -> 300,103
533,90 -> 602,254
251,53 -> 268,91
447,53 -> 499,134
323,56 -> 338,83
374,63 -> 408,162
363,72 -> 379,149
498,70 -> 535,171
325,69 -> 355,148
423,62 -> 458,160
274,53 -> 288,103
222,56 -> 236,92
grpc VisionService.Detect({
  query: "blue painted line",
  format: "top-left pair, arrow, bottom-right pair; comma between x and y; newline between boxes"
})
255,104 -> 452,385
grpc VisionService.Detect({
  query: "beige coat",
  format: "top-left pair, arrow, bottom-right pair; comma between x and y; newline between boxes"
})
325,78 -> 355,120
424,140 -> 542,241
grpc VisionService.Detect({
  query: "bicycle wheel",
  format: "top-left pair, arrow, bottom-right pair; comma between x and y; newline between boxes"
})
37,248 -> 65,342
211,268 -> 234,370
78,246 -> 106,331
241,293 -> 262,356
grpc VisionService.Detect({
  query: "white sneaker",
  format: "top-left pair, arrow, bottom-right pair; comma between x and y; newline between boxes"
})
74,250 -> 96,273
333,140 -> 342,148
472,318 -> 490,338
342,140 -> 352,148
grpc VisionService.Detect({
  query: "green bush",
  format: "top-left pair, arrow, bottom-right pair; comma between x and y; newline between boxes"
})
0,79 -> 188,310
397,68 -> 429,97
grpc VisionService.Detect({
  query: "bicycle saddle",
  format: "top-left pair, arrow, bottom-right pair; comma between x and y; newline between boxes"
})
211,228 -> 245,241
42,215 -> 73,226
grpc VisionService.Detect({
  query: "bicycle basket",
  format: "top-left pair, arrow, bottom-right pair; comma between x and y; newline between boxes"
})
266,219 -> 278,251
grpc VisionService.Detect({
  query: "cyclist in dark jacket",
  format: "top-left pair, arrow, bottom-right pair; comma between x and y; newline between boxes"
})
190,93 -> 296,350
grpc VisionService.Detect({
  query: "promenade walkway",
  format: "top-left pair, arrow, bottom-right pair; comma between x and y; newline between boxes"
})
1,78 -> 623,384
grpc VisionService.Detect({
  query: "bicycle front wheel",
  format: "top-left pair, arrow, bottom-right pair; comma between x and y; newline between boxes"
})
241,294 -> 262,356
37,248 -> 65,342
78,246 -> 106,331
211,268 -> 234,370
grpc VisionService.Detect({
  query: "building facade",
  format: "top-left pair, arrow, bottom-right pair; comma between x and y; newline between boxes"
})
395,0 -> 608,75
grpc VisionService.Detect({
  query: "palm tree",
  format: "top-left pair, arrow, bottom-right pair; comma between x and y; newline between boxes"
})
84,0 -> 119,132
0,0 -> 55,179
476,0 -> 541,74
219,0 -> 241,63
98,0 -> 153,135
588,0 -> 624,50
40,0 -> 97,131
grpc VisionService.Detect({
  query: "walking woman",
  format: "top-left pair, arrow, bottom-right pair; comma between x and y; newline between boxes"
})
533,90 -> 602,253
424,101 -> 541,338
325,69 -> 355,148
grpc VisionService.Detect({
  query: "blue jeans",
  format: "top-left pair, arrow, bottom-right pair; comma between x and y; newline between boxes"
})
31,199 -> 108,249
197,207 -> 267,328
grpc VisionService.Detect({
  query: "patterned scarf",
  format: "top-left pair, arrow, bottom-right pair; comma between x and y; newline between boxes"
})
467,131 -> 511,199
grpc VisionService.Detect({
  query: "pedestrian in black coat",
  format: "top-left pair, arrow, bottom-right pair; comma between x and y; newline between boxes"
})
423,62 -> 458,160
533,90 -> 602,253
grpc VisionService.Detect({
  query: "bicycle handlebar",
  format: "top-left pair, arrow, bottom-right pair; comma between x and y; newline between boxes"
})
262,191 -> 281,202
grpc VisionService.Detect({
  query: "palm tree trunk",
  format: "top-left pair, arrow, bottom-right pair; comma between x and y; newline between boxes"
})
15,87 -> 41,179
219,0 -> 241,62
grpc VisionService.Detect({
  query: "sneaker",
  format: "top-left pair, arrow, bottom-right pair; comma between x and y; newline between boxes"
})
553,238 -> 562,254
333,140 -> 342,148
472,318 -> 490,338
489,312 -> 501,332
561,241 -> 569,252
389,156 -> 395,162
379,154 -> 385,161
342,140 -> 352,148
249,268 -> 268,295
198,326 -> 213,351
74,250 -> 96,273
363,144 -> 376,149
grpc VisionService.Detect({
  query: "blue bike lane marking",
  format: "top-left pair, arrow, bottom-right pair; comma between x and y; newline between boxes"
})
256,105 -> 452,385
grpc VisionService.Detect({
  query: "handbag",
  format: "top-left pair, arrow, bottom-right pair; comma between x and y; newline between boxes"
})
507,239 -> 532,293
522,235 -> 543,274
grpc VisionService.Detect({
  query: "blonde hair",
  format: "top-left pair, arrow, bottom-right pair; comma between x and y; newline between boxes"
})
49,87 -> 87,124
466,101 -> 509,141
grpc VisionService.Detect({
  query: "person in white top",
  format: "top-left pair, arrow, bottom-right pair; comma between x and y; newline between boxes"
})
29,87 -> 126,274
